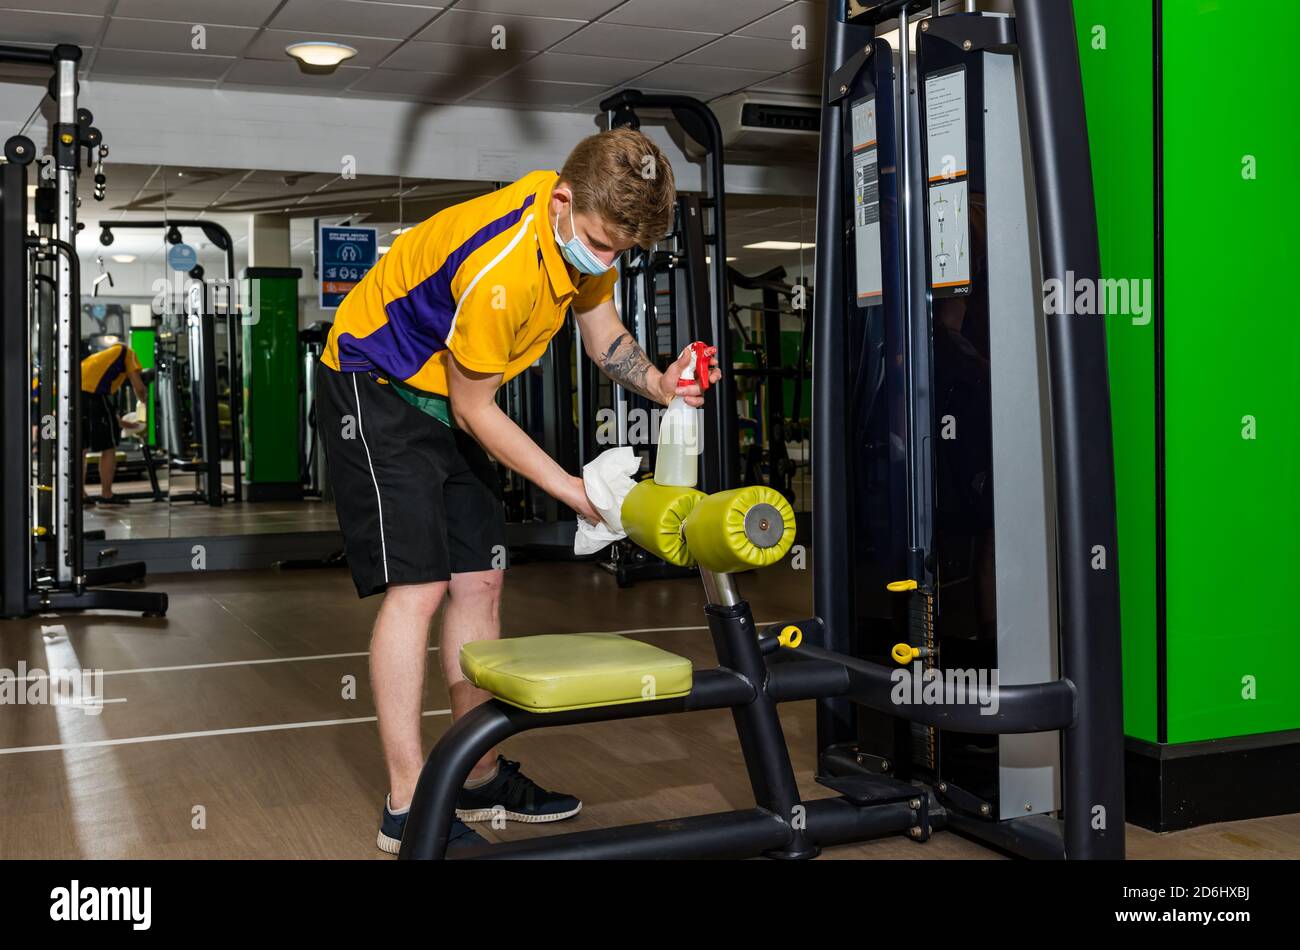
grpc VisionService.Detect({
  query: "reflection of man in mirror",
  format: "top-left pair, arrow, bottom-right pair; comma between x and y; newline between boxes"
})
80,342 -> 149,505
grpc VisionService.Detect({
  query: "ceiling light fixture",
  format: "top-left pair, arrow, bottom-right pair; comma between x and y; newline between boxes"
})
111,254 -> 137,264
743,241 -> 815,251
285,41 -> 358,73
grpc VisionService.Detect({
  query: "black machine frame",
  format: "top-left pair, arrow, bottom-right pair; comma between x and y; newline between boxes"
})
97,219 -> 244,507
588,92 -> 738,587
727,264 -> 812,503
397,0 -> 1124,861
594,197 -> 713,587
597,89 -> 738,495
1,43 -> 167,619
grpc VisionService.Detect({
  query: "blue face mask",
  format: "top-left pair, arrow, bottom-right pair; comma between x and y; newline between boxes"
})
554,205 -> 612,277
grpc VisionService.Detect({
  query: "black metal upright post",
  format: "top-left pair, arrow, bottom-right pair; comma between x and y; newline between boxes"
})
675,194 -> 723,494
812,4 -> 875,756
0,147 -> 33,617
1014,0 -> 1125,859
540,316 -> 577,521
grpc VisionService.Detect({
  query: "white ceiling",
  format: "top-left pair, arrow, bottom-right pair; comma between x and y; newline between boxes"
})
73,161 -> 816,283
0,0 -> 827,109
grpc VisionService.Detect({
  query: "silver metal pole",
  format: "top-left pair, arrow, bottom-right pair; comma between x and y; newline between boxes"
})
700,569 -> 740,607
54,54 -> 77,585
896,12 -> 924,563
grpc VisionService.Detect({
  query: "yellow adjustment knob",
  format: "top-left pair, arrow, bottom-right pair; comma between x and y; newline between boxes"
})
891,642 -> 921,665
32,526 -> 47,536
777,625 -> 803,649
60,132 -> 74,144
887,579 -> 919,593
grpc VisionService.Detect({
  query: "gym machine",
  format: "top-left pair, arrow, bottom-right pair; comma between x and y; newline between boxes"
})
727,265 -> 811,503
397,0 -> 1123,860
596,201 -> 715,586
98,219 -> 244,507
590,91 -> 738,586
812,0 -> 1123,856
1,43 -> 166,618
597,89 -> 738,494
299,320 -> 332,501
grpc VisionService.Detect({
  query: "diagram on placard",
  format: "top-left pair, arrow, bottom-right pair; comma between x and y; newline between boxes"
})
928,179 -> 970,290
852,96 -> 883,302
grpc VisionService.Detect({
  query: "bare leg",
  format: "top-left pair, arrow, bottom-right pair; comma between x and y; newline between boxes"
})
99,446 -> 117,498
443,569 -> 505,781
372,581 -> 447,811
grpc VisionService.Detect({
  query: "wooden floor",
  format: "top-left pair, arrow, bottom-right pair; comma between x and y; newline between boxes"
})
1,559 -> 1296,860
83,476 -> 339,542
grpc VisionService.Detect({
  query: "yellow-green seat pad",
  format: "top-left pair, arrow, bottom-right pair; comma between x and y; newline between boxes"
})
460,634 -> 693,713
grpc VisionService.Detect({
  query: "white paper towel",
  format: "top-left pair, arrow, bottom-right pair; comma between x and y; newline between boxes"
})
573,446 -> 642,555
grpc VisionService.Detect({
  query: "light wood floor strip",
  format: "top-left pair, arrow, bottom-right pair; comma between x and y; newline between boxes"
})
0,708 -> 452,756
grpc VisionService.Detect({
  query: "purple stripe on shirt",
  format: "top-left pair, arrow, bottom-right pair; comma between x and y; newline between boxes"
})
335,193 -> 536,378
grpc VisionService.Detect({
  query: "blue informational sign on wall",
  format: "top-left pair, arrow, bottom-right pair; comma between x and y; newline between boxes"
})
168,243 -> 198,273
318,225 -> 378,310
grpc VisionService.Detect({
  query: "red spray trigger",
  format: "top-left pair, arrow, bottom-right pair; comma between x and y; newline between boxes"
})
677,341 -> 711,393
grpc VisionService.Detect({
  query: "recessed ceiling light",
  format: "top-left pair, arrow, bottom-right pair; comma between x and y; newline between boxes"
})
743,241 -> 815,251
111,254 -> 137,264
286,41 -> 358,71
391,226 -> 413,235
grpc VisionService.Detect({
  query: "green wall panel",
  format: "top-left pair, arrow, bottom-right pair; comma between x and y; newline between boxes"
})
1161,0 -> 1300,742
1077,0 -> 1300,744
241,275 -> 301,487
129,327 -> 156,446
1075,0 -> 1159,741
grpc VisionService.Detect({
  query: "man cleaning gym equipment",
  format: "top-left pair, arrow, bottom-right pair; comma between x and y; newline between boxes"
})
317,128 -> 722,853
79,341 -> 149,506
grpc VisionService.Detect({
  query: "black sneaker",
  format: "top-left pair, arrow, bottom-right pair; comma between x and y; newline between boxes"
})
456,757 -> 582,824
376,796 -> 486,855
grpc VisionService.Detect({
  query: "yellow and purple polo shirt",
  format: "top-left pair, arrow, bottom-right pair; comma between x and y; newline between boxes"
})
322,170 -> 618,397
80,343 -> 141,396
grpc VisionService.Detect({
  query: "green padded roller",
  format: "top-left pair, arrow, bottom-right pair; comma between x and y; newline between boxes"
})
682,485 -> 796,573
620,479 -> 706,567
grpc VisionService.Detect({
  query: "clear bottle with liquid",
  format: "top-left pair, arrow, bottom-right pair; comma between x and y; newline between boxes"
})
654,342 -> 710,487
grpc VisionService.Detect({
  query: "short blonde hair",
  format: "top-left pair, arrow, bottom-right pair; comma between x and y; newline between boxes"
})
559,128 -> 676,250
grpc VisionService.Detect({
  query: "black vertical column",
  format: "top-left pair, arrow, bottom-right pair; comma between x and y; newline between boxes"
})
1015,0 -> 1125,859
0,151 -> 32,616
677,194 -> 723,493
812,8 -> 875,754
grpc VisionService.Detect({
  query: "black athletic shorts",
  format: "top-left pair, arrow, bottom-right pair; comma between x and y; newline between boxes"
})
316,364 -> 506,598
80,393 -> 117,453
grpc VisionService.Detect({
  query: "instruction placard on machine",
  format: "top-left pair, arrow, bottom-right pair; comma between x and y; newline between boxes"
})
928,180 -> 970,292
851,96 -> 882,305
924,66 -> 971,295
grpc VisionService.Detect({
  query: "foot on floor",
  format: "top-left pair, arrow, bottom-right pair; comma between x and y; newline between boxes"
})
377,796 -> 486,855
456,756 -> 582,824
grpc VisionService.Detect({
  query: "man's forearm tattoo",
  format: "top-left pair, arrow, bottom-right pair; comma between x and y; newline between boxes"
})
600,333 -> 660,402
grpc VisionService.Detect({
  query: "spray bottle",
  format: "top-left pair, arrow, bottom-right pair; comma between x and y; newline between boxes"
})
653,341 -> 711,487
